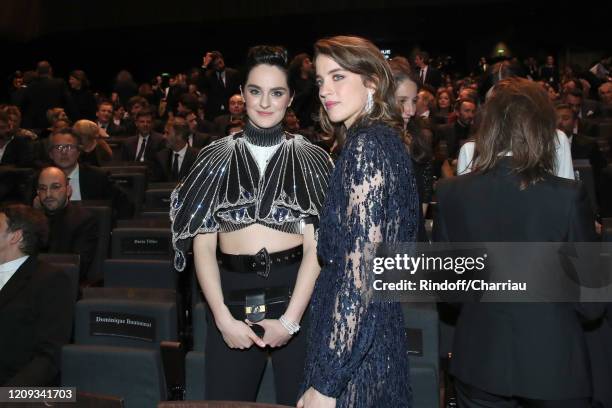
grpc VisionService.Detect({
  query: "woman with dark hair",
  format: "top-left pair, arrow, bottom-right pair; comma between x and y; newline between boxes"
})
389,57 -> 434,221
433,89 -> 454,124
434,77 -> 600,407
68,70 -> 97,121
171,45 -> 333,405
288,53 -> 317,128
112,70 -> 138,107
298,35 -> 418,408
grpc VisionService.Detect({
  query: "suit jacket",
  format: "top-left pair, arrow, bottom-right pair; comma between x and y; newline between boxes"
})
44,204 -> 99,281
212,113 -> 245,137
199,68 -> 241,118
433,159 -> 602,399
20,76 -> 75,130
434,121 -> 471,159
0,137 -> 34,168
0,256 -> 74,386
120,132 -> 166,162
99,120 -> 127,137
421,65 -> 443,89
152,146 -> 198,182
190,131 -> 214,149
79,163 -> 114,201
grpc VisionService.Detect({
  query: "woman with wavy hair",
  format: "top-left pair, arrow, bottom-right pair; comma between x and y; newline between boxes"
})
298,35 -> 418,408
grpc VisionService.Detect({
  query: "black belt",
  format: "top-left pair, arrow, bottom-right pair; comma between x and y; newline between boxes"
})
218,245 -> 303,278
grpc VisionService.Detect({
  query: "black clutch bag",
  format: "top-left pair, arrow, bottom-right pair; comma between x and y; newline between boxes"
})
225,287 -> 291,323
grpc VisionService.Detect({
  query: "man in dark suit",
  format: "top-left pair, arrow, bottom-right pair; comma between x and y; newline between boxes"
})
20,61 -> 75,131
0,111 -> 34,168
199,51 -> 241,119
47,129 -> 114,201
186,111 -> 214,148
433,78 -> 602,407
434,98 -> 477,176
212,93 -> 246,137
152,118 -> 198,182
120,110 -> 165,163
96,100 -> 125,137
565,88 -> 602,124
36,167 -> 98,281
0,204 -> 74,386
414,51 -> 443,89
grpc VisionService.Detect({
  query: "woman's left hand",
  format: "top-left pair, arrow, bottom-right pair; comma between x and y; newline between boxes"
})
296,387 -> 336,408
250,319 -> 292,348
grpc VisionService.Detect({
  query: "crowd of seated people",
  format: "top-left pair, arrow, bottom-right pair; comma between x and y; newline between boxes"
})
0,50 -> 611,406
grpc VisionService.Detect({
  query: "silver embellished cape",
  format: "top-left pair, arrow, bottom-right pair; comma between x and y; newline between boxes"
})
170,126 -> 334,271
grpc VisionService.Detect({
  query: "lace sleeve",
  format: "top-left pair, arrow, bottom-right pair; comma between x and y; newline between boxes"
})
310,134 -> 388,397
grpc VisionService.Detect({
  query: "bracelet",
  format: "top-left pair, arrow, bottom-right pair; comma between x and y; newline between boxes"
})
279,315 -> 301,335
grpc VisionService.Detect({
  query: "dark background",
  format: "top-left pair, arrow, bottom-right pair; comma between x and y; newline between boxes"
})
0,0 -> 609,99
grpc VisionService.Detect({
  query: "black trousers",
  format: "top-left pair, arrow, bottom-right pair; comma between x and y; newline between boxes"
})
455,380 -> 591,408
205,258 -> 308,405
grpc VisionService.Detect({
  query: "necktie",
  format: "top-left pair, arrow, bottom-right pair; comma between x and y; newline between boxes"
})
136,136 -> 147,161
171,153 -> 180,180
420,68 -> 425,83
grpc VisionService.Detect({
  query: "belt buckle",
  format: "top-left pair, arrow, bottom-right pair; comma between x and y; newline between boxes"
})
254,247 -> 270,278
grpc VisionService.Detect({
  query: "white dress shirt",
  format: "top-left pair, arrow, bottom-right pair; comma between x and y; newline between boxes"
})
0,255 -> 29,291
135,134 -> 150,162
68,164 -> 82,201
0,137 -> 13,163
172,144 -> 189,173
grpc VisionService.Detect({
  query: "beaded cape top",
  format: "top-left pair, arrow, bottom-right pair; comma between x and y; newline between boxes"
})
301,122 -> 418,407
170,120 -> 334,271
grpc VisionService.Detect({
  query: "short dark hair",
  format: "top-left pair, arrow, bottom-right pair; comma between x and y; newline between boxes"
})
555,103 -> 577,119
135,109 -> 153,120
0,204 -> 48,255
173,122 -> 190,141
97,100 -> 114,110
179,93 -> 199,113
50,128 -> 80,146
245,45 -> 289,89
127,96 -> 149,111
566,88 -> 583,99
36,61 -> 52,76
455,97 -> 477,111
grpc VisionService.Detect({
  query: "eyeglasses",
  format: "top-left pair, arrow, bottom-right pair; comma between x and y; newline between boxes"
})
50,144 -> 79,153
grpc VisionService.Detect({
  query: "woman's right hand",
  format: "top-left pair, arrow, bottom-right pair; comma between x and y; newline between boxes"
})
216,315 -> 266,349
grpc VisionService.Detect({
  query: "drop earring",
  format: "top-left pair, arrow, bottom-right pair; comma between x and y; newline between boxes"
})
365,90 -> 374,114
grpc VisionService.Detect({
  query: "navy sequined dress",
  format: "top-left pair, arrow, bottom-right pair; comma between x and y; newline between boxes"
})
301,123 -> 418,407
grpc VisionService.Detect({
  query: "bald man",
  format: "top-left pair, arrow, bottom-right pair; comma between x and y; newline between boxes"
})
37,166 -> 98,281
212,93 -> 246,137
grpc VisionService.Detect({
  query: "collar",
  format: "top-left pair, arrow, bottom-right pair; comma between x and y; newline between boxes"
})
68,163 -> 80,179
139,133 -> 150,140
243,120 -> 284,147
0,255 -> 29,273
173,144 -> 188,157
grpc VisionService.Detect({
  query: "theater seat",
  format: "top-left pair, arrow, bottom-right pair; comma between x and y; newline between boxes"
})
104,259 -> 177,290
403,302 -> 440,408
111,227 -> 172,260
62,296 -> 179,407
62,345 -> 166,407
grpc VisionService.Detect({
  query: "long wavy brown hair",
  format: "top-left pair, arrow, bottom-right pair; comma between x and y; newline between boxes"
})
314,36 -> 403,143
473,77 -> 556,189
